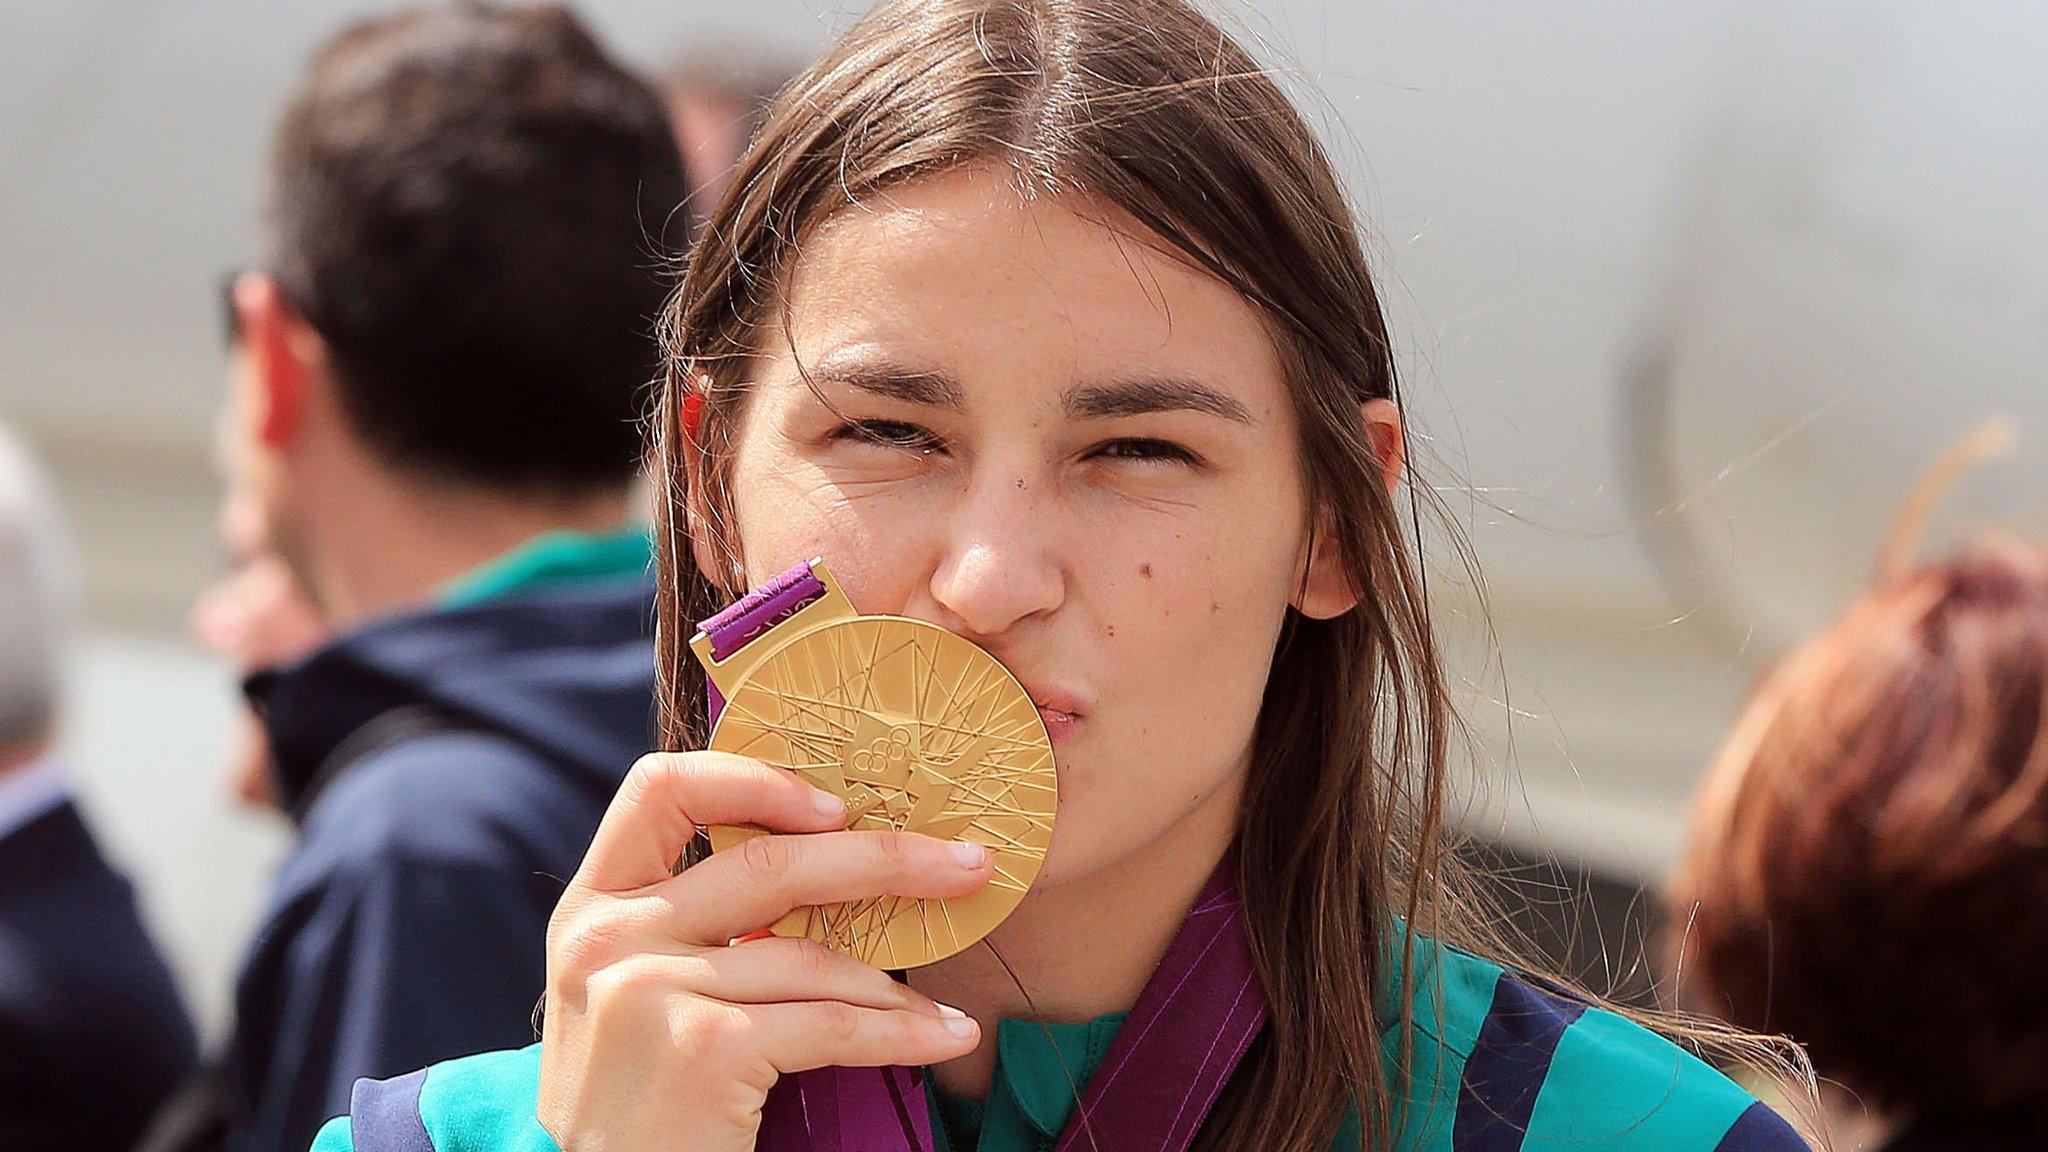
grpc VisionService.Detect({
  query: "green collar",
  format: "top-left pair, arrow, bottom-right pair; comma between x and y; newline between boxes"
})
922,926 -> 1446,1151
437,525 -> 651,608
929,1011 -> 1129,1152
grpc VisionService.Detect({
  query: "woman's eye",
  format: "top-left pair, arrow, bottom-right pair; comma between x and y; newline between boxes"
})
1092,438 -> 1202,467
832,419 -> 944,454
825,425 -> 1197,468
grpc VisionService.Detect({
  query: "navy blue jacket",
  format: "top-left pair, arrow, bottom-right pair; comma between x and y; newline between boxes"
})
0,799 -> 199,1152
226,579 -> 653,1152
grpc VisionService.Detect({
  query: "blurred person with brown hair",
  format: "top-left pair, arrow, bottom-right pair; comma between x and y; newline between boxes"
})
0,425 -> 198,1151
197,5 -> 687,1151
1670,535 -> 2048,1150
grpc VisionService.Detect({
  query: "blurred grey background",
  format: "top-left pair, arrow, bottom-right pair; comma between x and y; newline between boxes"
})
4,0 -> 2044,1034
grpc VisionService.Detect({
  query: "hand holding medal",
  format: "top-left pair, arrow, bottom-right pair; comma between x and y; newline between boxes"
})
534,560 -> 1030,1152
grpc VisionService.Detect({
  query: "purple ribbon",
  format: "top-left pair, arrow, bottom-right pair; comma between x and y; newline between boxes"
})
745,857 -> 1265,1152
697,563 -> 1270,1152
1049,864 -> 1267,1152
698,561 -> 827,725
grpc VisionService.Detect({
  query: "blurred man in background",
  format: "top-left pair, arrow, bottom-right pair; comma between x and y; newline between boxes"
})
207,6 -> 685,1150
0,425 -> 198,1152
189,26 -> 787,833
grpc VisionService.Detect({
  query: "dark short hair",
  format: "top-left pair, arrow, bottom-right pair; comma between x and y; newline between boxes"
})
264,3 -> 686,494
1670,538 -> 2048,1126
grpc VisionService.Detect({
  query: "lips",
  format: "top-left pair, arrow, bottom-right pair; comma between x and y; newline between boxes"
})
1022,684 -> 1090,744
1024,684 -> 1087,717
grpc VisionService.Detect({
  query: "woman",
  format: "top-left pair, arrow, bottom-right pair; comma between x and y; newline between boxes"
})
316,0 -> 1811,1148
1670,537 -> 2048,1151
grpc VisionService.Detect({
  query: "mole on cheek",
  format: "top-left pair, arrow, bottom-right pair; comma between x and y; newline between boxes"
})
1139,562 -> 1153,578
1105,624 -> 1117,638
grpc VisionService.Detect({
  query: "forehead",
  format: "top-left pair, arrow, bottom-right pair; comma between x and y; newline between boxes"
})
774,164 -> 1283,402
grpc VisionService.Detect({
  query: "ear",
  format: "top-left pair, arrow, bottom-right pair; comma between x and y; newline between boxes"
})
1290,398 -> 1407,620
1291,512 -> 1357,620
1362,397 -> 1405,497
234,273 -> 323,449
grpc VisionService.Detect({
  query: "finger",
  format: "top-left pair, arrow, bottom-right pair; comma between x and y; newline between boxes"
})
750,1000 -> 981,1074
655,829 -> 994,946
639,938 -> 947,1014
577,752 -> 847,893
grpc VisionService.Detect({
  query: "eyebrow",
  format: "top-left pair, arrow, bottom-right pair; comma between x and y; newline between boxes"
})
809,356 -> 1256,425
1064,377 -> 1256,424
809,357 -> 967,409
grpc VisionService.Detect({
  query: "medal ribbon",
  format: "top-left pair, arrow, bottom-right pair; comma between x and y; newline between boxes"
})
698,562 -> 1270,1152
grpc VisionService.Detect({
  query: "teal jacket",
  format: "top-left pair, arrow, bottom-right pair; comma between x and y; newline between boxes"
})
310,938 -> 1804,1152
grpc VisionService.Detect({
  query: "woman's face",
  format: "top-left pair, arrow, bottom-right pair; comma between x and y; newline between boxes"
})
714,162 -> 1357,891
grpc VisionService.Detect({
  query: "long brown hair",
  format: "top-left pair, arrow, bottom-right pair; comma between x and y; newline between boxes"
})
648,1 -> 1807,1147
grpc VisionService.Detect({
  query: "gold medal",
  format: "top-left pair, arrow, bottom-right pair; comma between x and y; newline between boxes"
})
691,560 -> 1056,968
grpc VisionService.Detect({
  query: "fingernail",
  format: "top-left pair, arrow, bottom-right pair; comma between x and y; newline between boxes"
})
948,839 -> 988,868
811,787 -> 846,819
937,1005 -> 976,1038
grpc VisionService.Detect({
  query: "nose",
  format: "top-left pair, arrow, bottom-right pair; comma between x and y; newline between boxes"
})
923,469 -> 1065,640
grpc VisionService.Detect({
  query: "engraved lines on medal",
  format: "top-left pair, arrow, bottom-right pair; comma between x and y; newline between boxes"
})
714,618 -> 1054,967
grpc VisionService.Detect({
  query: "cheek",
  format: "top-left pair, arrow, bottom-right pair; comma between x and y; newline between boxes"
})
730,481 -> 834,584
1125,588 -> 1282,752
1097,499 -> 1300,653
726,441 -> 851,572
1093,526 -> 1296,755
727,460 -> 938,610
1117,488 -> 1298,691
1036,551 -> 1285,886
